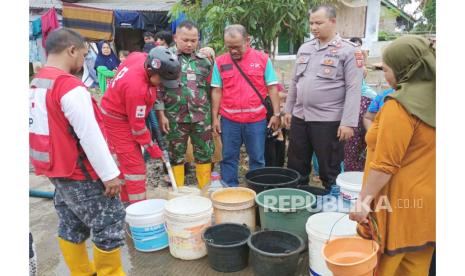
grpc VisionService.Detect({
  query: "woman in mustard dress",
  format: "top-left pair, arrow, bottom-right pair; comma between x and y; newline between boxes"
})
349,36 -> 436,276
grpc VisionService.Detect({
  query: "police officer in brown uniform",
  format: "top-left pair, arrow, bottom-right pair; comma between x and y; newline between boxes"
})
284,5 -> 363,192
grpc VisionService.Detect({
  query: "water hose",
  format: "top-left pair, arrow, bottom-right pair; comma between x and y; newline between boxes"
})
29,189 -> 54,199
148,109 -> 178,191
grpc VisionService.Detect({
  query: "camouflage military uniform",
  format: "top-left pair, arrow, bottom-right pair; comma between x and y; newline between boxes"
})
155,51 -> 214,165
51,178 -> 126,251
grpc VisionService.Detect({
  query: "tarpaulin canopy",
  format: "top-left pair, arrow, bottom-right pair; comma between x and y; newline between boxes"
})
62,3 -> 114,41
115,10 -> 144,29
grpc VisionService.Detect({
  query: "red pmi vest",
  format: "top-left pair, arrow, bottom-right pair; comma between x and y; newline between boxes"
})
29,67 -> 100,180
216,48 -> 269,123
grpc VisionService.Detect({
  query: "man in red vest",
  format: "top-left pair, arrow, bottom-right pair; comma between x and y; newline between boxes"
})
211,24 -> 281,186
101,47 -> 181,204
29,28 -> 125,275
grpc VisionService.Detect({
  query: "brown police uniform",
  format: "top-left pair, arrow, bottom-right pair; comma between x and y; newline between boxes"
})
284,34 -> 363,190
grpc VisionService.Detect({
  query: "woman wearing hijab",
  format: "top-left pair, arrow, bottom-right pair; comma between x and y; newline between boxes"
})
349,35 -> 435,275
95,41 -> 120,93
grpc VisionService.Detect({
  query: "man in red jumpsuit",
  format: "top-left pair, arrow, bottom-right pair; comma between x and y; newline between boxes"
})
101,47 -> 181,204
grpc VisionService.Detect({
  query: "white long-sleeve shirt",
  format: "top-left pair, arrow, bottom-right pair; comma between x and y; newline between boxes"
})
60,86 -> 120,182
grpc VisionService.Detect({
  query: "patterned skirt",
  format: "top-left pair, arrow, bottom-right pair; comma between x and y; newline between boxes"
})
343,96 -> 372,171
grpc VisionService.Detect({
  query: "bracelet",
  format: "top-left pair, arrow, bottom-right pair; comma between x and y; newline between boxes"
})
273,112 -> 282,117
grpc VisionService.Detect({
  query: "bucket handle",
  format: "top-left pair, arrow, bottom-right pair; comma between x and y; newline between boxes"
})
326,213 -> 349,243
125,223 -> 133,239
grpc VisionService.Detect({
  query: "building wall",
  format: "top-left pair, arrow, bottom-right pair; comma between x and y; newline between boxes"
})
379,5 -> 399,33
336,4 -> 367,38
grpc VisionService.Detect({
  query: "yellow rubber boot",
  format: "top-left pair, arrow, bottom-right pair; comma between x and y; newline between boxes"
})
58,238 -> 95,276
172,164 -> 185,187
196,163 -> 212,189
93,245 -> 125,276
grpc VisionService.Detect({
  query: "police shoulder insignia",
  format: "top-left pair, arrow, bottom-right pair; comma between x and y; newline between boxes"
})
354,50 -> 364,68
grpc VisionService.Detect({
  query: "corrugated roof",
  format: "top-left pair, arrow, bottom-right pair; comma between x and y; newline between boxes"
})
381,0 -> 417,23
29,0 -> 62,9
76,0 -> 177,11
29,0 -> 178,11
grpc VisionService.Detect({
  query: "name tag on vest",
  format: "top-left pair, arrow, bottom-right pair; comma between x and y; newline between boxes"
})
220,64 -> 233,71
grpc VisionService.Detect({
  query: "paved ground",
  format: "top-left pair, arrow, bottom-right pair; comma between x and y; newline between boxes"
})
30,167 -> 312,276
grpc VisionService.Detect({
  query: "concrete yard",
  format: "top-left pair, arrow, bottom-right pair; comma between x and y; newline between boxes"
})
30,170 -> 311,276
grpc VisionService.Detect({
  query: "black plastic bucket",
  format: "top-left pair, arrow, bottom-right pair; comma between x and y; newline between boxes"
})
248,230 -> 305,276
245,167 -> 301,194
202,223 -> 251,272
296,185 -> 328,196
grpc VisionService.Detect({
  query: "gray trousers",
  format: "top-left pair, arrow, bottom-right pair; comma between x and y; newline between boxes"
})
51,178 -> 126,251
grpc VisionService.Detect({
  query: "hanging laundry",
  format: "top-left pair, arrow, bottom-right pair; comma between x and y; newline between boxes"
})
41,7 -> 60,48
29,39 -> 40,63
36,37 -> 47,64
32,18 -> 42,38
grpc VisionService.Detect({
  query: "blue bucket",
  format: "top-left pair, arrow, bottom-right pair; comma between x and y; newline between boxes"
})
125,199 -> 169,252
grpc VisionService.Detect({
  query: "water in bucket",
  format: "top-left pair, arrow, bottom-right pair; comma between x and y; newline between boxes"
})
323,237 -> 379,276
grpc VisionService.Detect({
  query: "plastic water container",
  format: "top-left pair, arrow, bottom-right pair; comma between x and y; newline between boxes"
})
336,172 -> 363,201
164,195 -> 213,260
125,199 -> 169,252
306,212 -> 357,276
211,187 -> 257,231
201,171 -> 228,199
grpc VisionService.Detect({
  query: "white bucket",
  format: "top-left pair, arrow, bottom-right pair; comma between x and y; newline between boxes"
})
211,187 -> 256,231
306,212 -> 357,276
336,172 -> 363,201
125,199 -> 168,252
164,195 -> 213,260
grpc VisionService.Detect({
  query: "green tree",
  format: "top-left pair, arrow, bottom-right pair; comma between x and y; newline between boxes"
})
423,0 -> 435,27
413,0 -> 435,32
395,0 -> 412,10
169,0 -> 336,57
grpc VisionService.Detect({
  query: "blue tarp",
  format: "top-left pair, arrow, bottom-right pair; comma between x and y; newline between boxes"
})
171,12 -> 186,34
115,10 -> 144,29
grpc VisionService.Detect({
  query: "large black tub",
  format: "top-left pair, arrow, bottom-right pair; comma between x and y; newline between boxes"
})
202,223 -> 251,272
245,167 -> 301,194
248,230 -> 305,276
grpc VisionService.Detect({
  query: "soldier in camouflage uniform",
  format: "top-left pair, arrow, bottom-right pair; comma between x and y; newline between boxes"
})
155,20 -> 214,188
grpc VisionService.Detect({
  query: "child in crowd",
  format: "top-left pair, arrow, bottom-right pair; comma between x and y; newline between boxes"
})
118,50 -> 129,63
142,31 -> 157,53
155,30 -> 173,48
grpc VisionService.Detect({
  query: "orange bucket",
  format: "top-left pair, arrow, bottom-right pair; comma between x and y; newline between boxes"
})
322,237 -> 379,276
